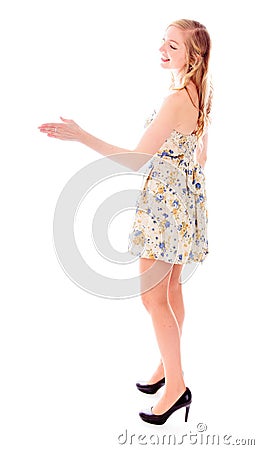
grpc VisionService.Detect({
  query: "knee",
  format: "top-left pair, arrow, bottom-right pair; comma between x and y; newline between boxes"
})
141,293 -> 167,311
168,282 -> 184,311
169,277 -> 182,294
170,273 -> 182,288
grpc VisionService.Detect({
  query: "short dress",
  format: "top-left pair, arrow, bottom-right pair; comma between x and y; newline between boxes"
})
128,110 -> 209,265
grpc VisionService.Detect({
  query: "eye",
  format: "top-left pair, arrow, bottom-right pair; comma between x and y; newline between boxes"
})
170,45 -> 177,50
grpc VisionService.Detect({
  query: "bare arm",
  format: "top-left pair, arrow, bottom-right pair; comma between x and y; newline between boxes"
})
38,92 -> 185,171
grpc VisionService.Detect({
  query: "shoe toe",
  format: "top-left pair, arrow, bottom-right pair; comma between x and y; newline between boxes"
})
139,412 -> 150,422
136,381 -> 146,387
139,406 -> 153,418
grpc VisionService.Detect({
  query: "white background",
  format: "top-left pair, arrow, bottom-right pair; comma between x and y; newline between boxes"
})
1,0 -> 258,448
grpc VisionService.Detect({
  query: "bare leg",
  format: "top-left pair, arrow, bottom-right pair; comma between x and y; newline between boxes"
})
139,258 -> 186,414
167,264 -> 185,336
143,263 -> 185,384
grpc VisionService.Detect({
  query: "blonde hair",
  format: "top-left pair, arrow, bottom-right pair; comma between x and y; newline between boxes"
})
167,19 -> 213,139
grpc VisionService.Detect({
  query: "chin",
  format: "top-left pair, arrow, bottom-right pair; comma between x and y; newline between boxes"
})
160,62 -> 172,69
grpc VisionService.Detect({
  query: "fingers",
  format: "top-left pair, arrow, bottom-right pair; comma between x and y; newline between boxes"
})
43,128 -> 72,140
38,118 -> 76,132
47,132 -> 67,140
38,117 -> 74,128
38,117 -> 80,142
38,126 -> 59,135
38,123 -> 59,130
39,126 -> 78,141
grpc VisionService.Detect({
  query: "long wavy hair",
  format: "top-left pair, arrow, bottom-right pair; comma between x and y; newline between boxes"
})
167,19 -> 213,139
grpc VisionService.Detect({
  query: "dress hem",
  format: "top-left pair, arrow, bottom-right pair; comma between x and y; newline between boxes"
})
133,252 -> 209,265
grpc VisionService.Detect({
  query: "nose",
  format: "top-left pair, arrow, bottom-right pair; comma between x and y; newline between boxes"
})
159,44 -> 164,52
159,40 -> 165,52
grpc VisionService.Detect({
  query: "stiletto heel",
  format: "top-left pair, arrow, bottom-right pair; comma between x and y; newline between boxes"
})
139,387 -> 192,425
185,405 -> 190,422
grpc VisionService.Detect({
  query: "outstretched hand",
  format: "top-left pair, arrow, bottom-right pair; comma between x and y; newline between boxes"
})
38,117 -> 85,142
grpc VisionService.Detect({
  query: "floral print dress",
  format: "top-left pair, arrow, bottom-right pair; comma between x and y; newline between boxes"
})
128,110 -> 209,265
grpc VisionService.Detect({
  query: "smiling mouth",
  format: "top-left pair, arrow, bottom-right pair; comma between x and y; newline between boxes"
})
161,57 -> 170,62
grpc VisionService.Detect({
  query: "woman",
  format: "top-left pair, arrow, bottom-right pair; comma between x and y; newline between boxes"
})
38,19 -> 212,425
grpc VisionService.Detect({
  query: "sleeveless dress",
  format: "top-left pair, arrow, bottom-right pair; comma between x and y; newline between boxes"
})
128,110 -> 209,265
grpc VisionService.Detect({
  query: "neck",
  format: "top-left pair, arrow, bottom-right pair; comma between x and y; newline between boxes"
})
170,69 -> 185,89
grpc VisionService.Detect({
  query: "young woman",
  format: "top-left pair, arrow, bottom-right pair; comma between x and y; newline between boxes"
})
38,19 -> 212,425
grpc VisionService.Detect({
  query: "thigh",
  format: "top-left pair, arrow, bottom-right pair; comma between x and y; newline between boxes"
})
168,264 -> 185,289
139,257 -> 174,300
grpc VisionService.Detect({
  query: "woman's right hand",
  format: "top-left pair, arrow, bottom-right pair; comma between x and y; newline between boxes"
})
38,116 -> 86,142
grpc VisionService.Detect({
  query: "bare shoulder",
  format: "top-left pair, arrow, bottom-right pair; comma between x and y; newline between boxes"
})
157,90 -> 186,119
163,87 -> 197,110
163,89 -> 185,106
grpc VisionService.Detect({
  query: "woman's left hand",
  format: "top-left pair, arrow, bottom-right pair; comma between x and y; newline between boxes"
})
38,117 -> 85,142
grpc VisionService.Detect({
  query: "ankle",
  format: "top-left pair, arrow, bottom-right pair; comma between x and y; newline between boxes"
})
147,361 -> 165,384
164,379 -> 186,395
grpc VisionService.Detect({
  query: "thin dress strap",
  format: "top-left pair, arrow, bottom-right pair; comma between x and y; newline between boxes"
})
184,85 -> 199,110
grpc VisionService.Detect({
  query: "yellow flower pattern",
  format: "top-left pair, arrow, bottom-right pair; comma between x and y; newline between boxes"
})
128,110 -> 209,264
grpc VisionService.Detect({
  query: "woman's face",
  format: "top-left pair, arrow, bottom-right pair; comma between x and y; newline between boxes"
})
159,25 -> 187,71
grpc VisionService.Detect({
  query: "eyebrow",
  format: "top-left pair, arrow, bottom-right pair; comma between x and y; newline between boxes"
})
169,39 -> 179,45
162,38 -> 179,45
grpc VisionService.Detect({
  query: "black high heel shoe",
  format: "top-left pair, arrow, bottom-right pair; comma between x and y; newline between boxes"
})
139,387 -> 192,425
136,377 -> 165,394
